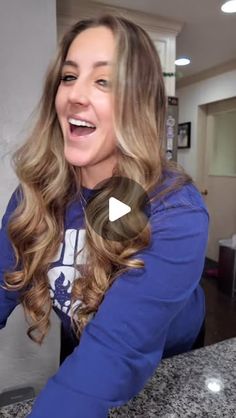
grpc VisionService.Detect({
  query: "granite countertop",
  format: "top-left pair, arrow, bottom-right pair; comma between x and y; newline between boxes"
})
1,337 -> 235,418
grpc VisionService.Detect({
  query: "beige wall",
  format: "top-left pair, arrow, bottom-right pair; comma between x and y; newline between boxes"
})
177,68 -> 236,181
177,69 -> 236,260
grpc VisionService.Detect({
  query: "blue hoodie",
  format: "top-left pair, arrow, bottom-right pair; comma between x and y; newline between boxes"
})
0,180 -> 209,418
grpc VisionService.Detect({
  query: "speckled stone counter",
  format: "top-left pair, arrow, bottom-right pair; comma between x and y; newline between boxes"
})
1,337 -> 235,418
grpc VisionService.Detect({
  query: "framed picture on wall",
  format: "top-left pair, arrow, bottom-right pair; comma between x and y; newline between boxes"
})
178,122 -> 191,149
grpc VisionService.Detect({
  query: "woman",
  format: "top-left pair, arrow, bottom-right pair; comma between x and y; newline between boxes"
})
0,14 -> 208,418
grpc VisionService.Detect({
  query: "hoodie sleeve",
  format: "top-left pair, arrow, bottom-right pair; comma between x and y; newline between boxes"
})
0,188 -> 21,329
28,195 -> 209,418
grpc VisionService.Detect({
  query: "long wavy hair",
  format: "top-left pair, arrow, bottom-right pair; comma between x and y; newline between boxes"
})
3,14 -> 191,344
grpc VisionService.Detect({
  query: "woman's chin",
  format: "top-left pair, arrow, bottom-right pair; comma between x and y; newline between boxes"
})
63,146 -> 91,167
64,152 -> 89,167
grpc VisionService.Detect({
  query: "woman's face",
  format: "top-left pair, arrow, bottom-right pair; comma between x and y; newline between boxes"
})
55,26 -> 117,185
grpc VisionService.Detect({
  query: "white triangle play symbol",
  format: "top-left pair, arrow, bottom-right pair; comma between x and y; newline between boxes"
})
109,197 -> 131,222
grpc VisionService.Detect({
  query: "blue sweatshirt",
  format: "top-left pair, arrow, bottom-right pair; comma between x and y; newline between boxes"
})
0,180 -> 209,418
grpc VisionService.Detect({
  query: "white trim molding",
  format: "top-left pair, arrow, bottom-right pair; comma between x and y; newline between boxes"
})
177,58 -> 236,89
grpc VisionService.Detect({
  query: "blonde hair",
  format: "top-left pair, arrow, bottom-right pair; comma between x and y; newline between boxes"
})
3,14 -> 191,344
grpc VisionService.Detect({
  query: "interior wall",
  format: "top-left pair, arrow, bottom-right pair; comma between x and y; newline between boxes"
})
0,0 -> 60,396
177,69 -> 236,181
177,70 -> 236,260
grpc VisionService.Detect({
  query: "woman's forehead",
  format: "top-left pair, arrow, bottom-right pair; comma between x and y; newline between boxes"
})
66,26 -> 115,65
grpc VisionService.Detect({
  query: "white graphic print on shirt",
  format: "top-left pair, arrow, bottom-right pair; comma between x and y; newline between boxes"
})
48,229 -> 87,317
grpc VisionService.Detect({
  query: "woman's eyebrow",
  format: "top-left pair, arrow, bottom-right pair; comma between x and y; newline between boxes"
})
62,60 -> 112,69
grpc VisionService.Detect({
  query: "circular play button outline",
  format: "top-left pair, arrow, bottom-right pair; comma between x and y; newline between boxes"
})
83,176 -> 151,242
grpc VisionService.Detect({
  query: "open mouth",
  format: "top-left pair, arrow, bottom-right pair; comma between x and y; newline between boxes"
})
68,118 -> 96,137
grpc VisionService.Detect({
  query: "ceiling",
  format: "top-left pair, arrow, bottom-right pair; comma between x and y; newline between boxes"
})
92,0 -> 236,81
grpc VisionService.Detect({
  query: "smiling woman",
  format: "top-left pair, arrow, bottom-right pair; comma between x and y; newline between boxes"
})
0,13 -> 209,418
55,25 -> 117,183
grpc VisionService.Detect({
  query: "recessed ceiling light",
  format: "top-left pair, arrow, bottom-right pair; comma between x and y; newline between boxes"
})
175,58 -> 191,66
221,0 -> 236,13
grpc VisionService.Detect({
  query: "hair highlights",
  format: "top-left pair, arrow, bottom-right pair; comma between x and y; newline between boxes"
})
3,14 -> 191,344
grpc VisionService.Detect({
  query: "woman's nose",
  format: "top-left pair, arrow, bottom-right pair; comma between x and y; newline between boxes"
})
68,80 -> 90,106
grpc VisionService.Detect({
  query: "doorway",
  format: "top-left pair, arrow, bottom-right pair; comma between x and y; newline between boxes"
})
197,97 -> 236,261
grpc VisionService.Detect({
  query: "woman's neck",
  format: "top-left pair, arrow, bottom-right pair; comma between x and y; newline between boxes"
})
80,154 -> 118,189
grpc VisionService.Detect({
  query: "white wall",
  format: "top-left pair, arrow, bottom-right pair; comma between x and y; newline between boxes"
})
0,0 -> 57,216
0,0 -> 60,397
177,69 -> 236,180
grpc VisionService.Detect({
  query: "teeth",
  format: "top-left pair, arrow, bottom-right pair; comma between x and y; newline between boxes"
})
68,118 -> 96,128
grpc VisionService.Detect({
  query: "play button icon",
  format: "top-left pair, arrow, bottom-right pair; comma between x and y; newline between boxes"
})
109,197 -> 131,222
83,176 -> 151,242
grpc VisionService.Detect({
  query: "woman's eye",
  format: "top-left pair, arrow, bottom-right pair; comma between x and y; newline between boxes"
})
60,75 -> 76,83
96,79 -> 110,88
